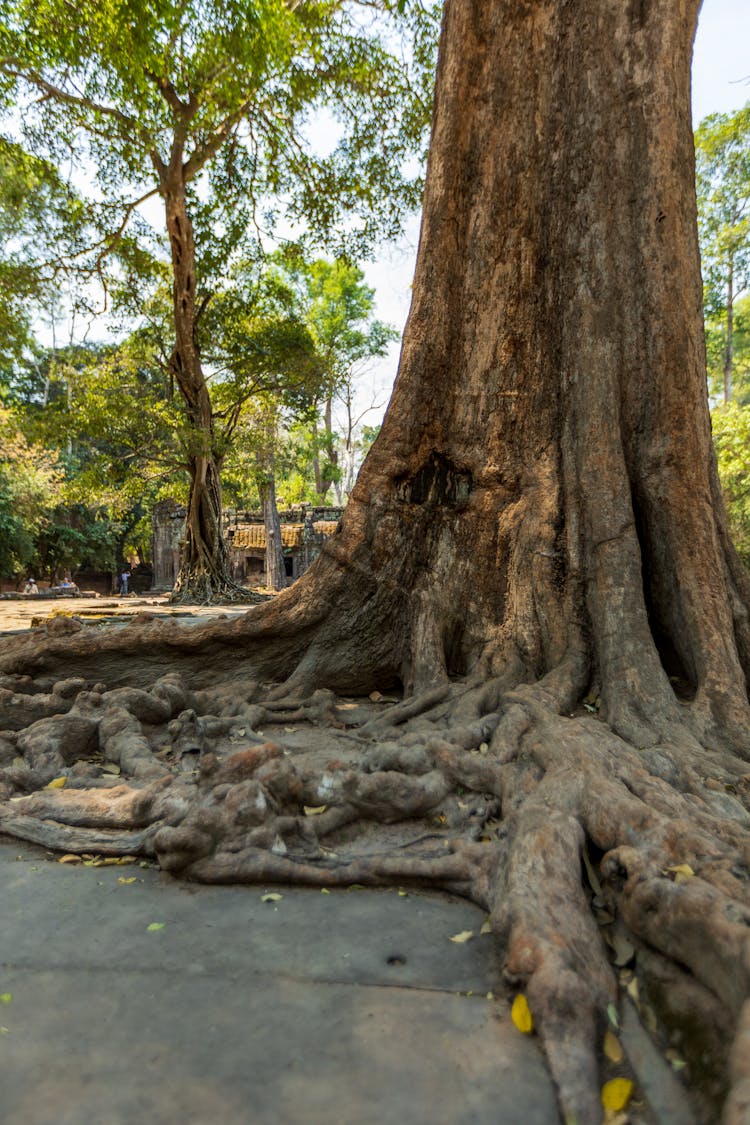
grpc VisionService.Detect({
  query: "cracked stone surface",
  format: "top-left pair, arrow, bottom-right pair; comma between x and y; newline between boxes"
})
0,841 -> 561,1125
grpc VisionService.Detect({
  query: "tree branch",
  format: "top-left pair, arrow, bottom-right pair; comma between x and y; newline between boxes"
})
0,58 -> 161,165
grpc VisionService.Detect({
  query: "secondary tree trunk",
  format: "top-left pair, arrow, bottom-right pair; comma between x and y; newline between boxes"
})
161,176 -> 239,603
725,262 -> 735,403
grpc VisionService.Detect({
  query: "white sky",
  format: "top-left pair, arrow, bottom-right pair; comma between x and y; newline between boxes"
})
354,0 -> 750,425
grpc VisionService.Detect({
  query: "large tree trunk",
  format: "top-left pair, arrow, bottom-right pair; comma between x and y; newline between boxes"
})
4,3 -> 750,1120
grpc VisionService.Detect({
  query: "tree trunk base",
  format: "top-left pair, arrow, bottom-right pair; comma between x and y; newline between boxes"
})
1,620 -> 749,1124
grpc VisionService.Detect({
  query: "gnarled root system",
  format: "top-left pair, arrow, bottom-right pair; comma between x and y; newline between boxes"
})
2,637 -> 749,1124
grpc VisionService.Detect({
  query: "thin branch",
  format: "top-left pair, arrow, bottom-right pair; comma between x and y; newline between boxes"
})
183,97 -> 256,181
0,58 -> 161,164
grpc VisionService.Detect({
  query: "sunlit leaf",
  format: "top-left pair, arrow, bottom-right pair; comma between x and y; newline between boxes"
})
480,918 -> 492,935
118,876 -> 137,885
449,930 -> 474,944
601,1078 -> 633,1112
511,994 -> 533,1034
45,776 -> 66,789
304,805 -> 327,816
666,863 -> 695,881
58,854 -> 81,864
603,1029 -> 624,1063
146,922 -> 165,931
261,893 -> 283,903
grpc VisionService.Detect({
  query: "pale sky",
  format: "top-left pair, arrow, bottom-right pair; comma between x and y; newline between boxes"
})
355,0 -> 750,424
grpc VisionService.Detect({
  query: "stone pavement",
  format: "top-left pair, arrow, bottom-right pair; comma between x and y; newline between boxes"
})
0,841 -> 561,1125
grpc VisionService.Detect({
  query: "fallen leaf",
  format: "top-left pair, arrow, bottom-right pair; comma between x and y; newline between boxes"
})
0,994 -> 11,1005
582,843 -> 603,896
666,863 -> 695,883
146,922 -> 165,932
303,805 -> 327,816
610,932 -> 635,967
603,1029 -> 624,1063
449,930 -> 474,944
101,763 -> 121,775
511,994 -> 533,1034
479,742 -> 489,754
116,856 -> 138,865
261,893 -> 283,903
284,726 -> 297,733
117,876 -> 137,885
601,1078 -> 633,1112
320,888 -> 330,894
486,991 -> 494,1001
369,691 -> 383,701
626,977 -> 640,1005
397,889 -> 409,897
0,1027 -> 9,1034
480,918 -> 492,935
607,1002 -> 620,1029
45,776 -> 67,789
58,854 -> 81,865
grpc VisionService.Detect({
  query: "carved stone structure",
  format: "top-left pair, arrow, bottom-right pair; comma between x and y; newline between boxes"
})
150,502 -> 343,591
151,499 -> 186,591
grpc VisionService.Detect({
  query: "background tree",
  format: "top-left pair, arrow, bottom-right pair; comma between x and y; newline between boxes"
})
0,405 -> 62,578
7,2 -> 750,1122
0,0 -> 439,599
696,103 -> 750,403
279,256 -> 397,502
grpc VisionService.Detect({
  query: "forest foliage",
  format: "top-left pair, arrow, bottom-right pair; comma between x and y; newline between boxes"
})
0,6 -> 747,583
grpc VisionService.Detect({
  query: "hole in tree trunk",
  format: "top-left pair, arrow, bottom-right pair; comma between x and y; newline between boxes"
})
395,451 -> 472,509
443,617 -> 468,677
631,489 -> 698,701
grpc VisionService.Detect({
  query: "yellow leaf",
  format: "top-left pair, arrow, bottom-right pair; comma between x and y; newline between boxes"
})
58,854 -> 81,865
666,863 -> 694,882
603,1029 -> 624,1063
303,805 -> 327,816
480,918 -> 492,935
261,893 -> 283,903
397,889 -> 408,897
45,776 -> 67,789
117,876 -> 137,885
320,888 -> 330,894
449,930 -> 474,944
626,978 -> 640,1005
116,856 -> 138,865
486,991 -> 495,1001
601,1078 -> 633,1112
0,994 -> 11,1005
511,994 -> 533,1034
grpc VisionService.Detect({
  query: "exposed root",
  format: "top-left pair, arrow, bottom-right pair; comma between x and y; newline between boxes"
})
1,656 -> 750,1123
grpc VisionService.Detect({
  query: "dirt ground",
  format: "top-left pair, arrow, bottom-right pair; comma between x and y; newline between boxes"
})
0,593 -> 256,635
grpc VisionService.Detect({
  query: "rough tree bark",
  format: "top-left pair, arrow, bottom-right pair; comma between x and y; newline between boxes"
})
2,2 -> 750,1121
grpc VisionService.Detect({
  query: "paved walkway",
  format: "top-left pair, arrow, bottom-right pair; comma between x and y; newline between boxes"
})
0,841 -> 561,1125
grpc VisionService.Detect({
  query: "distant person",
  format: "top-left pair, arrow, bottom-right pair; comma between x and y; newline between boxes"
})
60,577 -> 73,589
120,569 -> 131,595
23,577 -> 38,594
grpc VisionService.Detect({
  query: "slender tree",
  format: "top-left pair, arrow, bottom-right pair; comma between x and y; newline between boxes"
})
695,104 -> 750,403
4,2 -> 750,1120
